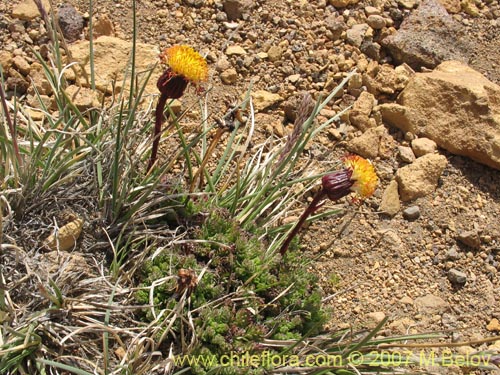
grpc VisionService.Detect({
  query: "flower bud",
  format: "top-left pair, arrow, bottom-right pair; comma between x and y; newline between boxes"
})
321,169 -> 355,201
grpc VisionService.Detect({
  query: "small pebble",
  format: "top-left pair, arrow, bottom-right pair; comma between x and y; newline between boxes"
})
403,206 -> 420,220
448,268 -> 467,286
487,318 -> 500,332
398,146 -> 416,163
441,313 -> 458,328
404,131 -> 416,141
446,246 -> 460,261
457,230 -> 481,249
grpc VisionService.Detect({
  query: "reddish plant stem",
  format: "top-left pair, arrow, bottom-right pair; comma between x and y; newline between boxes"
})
279,189 -> 326,256
147,71 -> 189,173
147,93 -> 168,172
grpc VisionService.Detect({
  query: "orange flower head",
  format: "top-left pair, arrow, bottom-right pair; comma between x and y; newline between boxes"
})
343,155 -> 378,198
160,45 -> 208,84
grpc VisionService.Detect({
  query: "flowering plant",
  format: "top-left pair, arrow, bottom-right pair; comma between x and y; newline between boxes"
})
279,155 -> 378,255
148,45 -> 208,171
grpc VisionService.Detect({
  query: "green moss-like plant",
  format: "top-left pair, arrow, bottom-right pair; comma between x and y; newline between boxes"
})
136,208 -> 327,373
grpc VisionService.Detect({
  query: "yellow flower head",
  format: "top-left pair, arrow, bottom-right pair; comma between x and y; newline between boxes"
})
343,155 -> 378,198
160,45 -> 208,83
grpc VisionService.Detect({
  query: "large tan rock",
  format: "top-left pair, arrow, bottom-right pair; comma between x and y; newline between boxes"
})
363,63 -> 414,96
461,0 -> 480,16
250,90 -> 283,111
225,45 -> 247,56
379,179 -> 401,216
396,153 -> 447,201
438,0 -> 461,13
381,61 -> 500,170
411,137 -> 437,157
12,0 -> 50,21
0,51 -> 13,71
91,14 -> 115,38
68,36 -> 160,95
347,126 -> 385,159
414,294 -> 449,314
29,63 -> 53,95
65,85 -> 102,110
349,91 -> 376,131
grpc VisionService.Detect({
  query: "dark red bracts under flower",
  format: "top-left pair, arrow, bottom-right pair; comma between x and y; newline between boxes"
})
321,169 -> 354,201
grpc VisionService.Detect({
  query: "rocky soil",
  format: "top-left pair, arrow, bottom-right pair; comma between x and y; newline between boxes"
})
2,0 -> 500,365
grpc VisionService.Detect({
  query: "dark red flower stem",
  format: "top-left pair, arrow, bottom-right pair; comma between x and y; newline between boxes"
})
147,93 -> 168,172
279,189 -> 326,256
147,70 -> 189,173
279,168 -> 356,256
